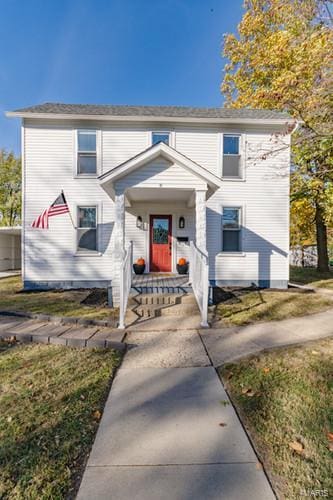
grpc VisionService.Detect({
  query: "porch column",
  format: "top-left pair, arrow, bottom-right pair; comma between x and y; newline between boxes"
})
112,191 -> 125,307
195,189 -> 207,253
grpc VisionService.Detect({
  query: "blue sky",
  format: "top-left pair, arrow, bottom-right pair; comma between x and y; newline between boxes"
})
0,0 -> 243,154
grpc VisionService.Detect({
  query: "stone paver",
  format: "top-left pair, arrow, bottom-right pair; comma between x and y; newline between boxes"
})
0,315 -> 126,350
61,326 -> 99,340
0,317 -> 25,331
5,319 -> 47,335
91,328 -> 125,343
29,324 -> 72,337
123,330 -> 210,368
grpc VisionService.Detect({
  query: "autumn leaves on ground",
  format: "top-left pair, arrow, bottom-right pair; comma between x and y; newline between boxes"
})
0,342 -> 122,499
220,339 -> 333,499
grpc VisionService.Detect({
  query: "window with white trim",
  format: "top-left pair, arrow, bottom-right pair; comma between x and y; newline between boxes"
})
77,206 -> 97,252
77,130 -> 97,174
222,135 -> 241,178
152,132 -> 170,146
222,207 -> 241,252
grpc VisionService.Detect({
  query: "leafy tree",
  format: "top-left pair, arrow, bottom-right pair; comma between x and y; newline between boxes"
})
0,150 -> 21,226
222,0 -> 333,271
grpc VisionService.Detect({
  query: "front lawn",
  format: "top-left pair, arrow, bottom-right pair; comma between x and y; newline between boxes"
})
220,339 -> 333,499
0,342 -> 122,499
290,266 -> 333,290
0,276 -> 116,321
215,288 -> 332,326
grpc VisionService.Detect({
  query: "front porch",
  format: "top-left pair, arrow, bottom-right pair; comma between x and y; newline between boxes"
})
99,141 -> 223,328
132,273 -> 191,293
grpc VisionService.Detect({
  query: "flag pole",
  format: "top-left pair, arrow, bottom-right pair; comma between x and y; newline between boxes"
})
62,190 -> 76,229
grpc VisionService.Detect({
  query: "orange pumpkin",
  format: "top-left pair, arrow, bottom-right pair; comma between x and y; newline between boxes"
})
136,257 -> 145,266
178,258 -> 187,266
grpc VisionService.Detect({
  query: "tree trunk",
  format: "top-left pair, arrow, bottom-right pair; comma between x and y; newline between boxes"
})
315,203 -> 329,272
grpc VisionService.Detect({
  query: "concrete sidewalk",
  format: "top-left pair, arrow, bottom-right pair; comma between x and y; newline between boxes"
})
200,308 -> 333,366
77,329 -> 275,499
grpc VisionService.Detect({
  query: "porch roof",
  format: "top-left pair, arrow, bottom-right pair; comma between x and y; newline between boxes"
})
98,142 -> 223,198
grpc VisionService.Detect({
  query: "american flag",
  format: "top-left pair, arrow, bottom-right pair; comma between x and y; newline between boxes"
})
31,192 -> 70,229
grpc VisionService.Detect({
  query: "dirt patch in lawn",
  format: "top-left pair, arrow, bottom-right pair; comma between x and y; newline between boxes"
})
0,276 -> 116,321
0,341 -> 122,499
220,339 -> 333,499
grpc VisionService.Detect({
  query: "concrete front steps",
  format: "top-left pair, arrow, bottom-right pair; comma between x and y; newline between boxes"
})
129,292 -> 200,320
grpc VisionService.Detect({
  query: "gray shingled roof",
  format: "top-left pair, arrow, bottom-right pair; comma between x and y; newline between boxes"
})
11,102 -> 290,120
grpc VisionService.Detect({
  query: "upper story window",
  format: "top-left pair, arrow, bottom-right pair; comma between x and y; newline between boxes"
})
77,130 -> 97,175
222,207 -> 242,252
152,132 -> 170,146
77,206 -> 97,252
222,134 -> 241,179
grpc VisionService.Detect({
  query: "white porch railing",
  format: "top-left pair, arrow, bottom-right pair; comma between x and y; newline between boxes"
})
118,241 -> 133,329
190,241 -> 209,327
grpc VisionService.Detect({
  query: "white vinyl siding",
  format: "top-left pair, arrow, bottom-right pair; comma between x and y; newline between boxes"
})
23,118 -> 290,287
115,158 -> 207,192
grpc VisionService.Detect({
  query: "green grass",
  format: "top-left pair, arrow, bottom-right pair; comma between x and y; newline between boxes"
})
290,266 -> 333,290
0,276 -> 116,320
0,341 -> 122,499
215,289 -> 333,326
220,339 -> 333,499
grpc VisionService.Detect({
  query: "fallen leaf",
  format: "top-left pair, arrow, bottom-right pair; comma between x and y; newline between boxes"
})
256,462 -> 263,470
241,387 -> 256,397
262,367 -> 270,374
7,416 -> 12,423
327,432 -> 333,442
289,441 -> 304,455
93,410 -> 101,420
219,422 -> 227,427
328,442 -> 333,452
311,350 -> 320,355
80,394 -> 85,401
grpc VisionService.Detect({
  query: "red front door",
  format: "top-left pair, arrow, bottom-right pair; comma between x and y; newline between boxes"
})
150,215 -> 172,272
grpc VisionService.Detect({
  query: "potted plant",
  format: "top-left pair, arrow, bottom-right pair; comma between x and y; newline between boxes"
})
133,257 -> 145,274
177,257 -> 189,275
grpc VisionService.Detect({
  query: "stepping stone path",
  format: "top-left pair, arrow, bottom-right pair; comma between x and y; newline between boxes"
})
0,315 -> 125,350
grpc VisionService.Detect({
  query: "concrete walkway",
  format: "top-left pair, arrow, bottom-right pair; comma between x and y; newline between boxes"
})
77,333 -> 276,499
200,308 -> 333,366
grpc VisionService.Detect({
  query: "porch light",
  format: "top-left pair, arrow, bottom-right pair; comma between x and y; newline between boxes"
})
136,216 -> 143,229
179,216 -> 185,229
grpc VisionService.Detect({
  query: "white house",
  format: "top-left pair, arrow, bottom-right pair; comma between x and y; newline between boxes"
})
7,103 -> 293,326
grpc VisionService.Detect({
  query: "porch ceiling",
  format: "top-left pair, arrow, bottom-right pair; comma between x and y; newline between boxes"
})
126,187 -> 194,204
